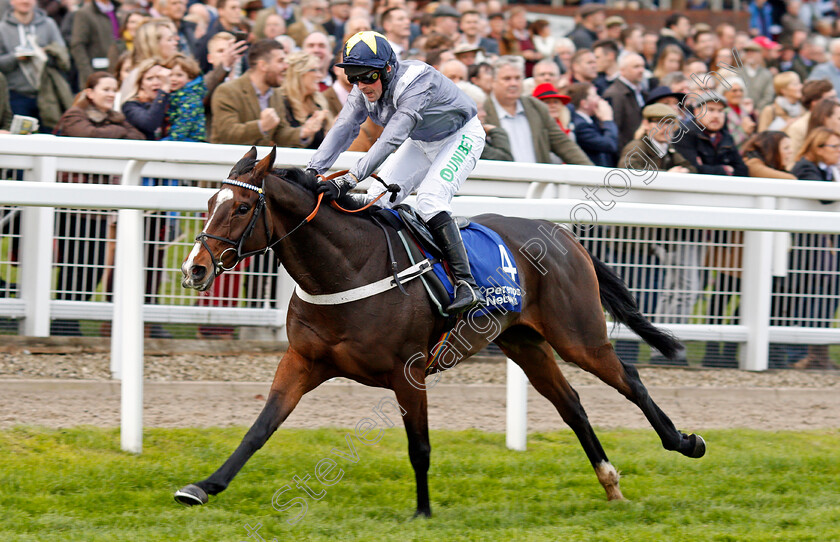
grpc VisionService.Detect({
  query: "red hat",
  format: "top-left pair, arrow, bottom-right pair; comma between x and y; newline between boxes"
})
532,83 -> 571,105
753,36 -> 781,50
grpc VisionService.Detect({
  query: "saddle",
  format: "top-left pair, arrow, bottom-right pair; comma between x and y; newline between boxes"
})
374,205 -> 470,316
376,205 -> 471,259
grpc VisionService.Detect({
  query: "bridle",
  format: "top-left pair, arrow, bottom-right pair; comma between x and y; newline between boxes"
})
194,178 -> 285,276
194,172 -> 398,276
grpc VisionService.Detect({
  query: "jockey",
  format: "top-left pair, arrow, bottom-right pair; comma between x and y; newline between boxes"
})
306,31 -> 487,314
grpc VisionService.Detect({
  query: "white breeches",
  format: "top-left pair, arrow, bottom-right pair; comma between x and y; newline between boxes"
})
367,115 -> 485,221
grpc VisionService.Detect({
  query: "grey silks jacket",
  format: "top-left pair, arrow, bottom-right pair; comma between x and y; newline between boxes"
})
307,59 -> 478,182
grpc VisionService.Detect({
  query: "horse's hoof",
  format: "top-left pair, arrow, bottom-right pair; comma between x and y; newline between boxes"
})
174,484 -> 209,506
412,509 -> 431,519
688,434 -> 706,458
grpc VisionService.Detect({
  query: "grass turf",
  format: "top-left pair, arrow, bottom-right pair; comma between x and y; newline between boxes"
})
1,427 -> 839,541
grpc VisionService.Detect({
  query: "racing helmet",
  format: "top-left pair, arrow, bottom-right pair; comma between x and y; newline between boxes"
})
337,31 -> 397,90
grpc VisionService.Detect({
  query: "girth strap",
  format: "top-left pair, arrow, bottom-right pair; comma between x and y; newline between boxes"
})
294,259 -> 434,305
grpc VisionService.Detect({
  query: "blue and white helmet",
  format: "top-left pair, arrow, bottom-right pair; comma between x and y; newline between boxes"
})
337,31 -> 397,89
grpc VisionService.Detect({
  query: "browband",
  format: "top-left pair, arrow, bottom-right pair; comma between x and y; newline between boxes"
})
222,179 -> 263,194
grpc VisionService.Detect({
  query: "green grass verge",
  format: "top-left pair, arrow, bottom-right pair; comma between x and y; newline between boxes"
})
1,427 -> 839,541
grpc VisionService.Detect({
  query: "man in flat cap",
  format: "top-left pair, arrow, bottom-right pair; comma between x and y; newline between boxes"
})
605,15 -> 626,41
432,4 -> 462,44
741,40 -> 775,110
619,103 -> 694,173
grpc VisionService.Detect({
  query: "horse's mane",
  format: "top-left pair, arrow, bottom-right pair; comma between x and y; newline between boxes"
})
228,154 -> 369,212
271,167 -> 369,211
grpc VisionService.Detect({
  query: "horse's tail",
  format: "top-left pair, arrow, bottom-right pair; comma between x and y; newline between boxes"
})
588,250 -> 683,359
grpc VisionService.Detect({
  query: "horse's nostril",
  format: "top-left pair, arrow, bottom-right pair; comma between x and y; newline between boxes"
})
191,265 -> 207,281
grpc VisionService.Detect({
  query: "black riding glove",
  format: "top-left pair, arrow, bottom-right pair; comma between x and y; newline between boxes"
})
316,173 -> 356,202
305,167 -> 320,183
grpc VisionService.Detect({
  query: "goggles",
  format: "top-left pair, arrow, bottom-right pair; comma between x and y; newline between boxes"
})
347,70 -> 381,85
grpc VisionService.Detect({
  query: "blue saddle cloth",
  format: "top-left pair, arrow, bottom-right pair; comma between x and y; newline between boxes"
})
385,210 -> 523,316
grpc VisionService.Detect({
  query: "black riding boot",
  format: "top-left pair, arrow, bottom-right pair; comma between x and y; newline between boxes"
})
428,212 -> 485,314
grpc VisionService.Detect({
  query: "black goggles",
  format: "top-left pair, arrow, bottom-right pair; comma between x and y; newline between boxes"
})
347,69 -> 381,85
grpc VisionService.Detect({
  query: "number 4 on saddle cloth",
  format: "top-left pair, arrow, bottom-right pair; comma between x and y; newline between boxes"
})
376,206 -> 523,318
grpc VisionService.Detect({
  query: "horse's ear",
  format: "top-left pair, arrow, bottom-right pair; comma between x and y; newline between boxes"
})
243,146 -> 258,162
252,146 -> 277,181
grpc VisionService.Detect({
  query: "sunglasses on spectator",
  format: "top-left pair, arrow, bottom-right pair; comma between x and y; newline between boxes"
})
347,70 -> 381,85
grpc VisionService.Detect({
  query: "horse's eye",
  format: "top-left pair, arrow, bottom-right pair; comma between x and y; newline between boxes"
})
236,204 -> 250,215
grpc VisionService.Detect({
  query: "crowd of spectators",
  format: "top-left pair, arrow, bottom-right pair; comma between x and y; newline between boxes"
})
2,0 -> 840,365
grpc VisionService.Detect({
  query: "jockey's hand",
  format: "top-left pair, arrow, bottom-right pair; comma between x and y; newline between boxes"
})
386,183 -> 401,203
316,173 -> 355,201
305,168 -> 320,183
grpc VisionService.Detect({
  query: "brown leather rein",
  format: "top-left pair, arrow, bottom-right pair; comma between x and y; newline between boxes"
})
307,169 -> 391,220
196,169 -> 396,275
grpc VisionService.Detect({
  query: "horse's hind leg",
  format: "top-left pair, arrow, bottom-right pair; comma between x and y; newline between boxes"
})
496,328 -> 624,501
548,329 -> 705,459
174,349 -> 332,506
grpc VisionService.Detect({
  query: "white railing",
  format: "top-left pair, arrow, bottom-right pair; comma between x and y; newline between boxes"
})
3,135 -> 840,452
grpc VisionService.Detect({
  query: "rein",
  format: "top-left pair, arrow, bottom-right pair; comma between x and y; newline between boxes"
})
194,170 -> 398,276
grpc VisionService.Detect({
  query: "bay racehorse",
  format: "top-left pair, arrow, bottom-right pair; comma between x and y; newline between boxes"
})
174,147 -> 705,515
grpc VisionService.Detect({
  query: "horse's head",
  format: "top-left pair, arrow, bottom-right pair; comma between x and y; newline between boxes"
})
181,146 -> 277,291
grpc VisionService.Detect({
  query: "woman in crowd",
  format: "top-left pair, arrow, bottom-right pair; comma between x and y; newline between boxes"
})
122,58 -> 170,140
530,19 -> 554,64
709,47 -> 734,75
743,131 -> 796,179
535,81 -> 572,134
782,127 -> 840,369
279,52 -> 332,150
52,72 -> 145,335
504,7 -> 538,76
56,71 -> 144,139
118,18 -> 179,107
720,77 -> 756,148
758,72 -> 803,132
108,9 -> 148,69
806,98 -> 840,136
652,45 -> 684,85
132,18 -> 181,65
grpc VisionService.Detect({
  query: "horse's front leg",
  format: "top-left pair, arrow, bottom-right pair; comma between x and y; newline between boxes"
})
393,367 -> 432,518
175,348 -> 331,506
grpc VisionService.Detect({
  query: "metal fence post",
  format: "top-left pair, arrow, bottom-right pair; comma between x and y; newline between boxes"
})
19,156 -> 56,337
114,160 -> 146,453
740,196 -> 775,371
505,358 -> 528,451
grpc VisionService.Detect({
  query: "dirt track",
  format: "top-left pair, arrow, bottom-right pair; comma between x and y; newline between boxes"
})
2,379 -> 840,432
2,342 -> 840,431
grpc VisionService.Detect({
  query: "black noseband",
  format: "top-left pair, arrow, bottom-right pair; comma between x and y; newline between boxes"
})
194,179 -> 273,276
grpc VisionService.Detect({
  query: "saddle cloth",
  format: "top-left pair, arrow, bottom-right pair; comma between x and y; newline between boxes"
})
376,206 -> 523,317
